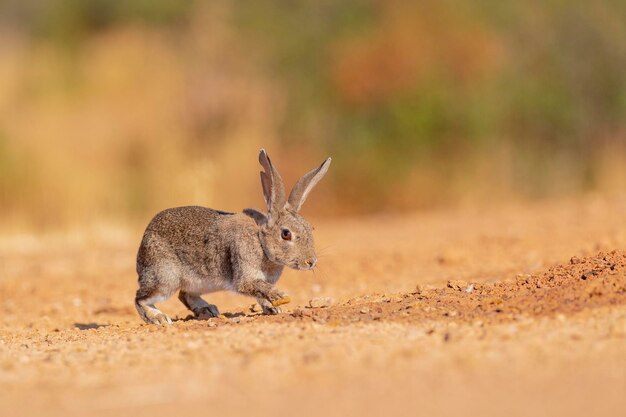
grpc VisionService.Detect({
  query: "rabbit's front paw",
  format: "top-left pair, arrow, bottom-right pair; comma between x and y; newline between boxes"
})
264,306 -> 282,314
255,298 -> 282,315
268,289 -> 291,307
194,304 -> 220,319
262,304 -> 282,315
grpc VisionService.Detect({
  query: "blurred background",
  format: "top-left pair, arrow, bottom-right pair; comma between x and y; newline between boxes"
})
1,0 -> 625,231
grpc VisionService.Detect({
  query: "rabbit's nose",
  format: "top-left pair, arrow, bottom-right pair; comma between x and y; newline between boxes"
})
305,258 -> 317,268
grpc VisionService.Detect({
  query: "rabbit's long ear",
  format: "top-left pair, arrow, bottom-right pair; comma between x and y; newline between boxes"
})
287,157 -> 331,212
258,149 -> 286,216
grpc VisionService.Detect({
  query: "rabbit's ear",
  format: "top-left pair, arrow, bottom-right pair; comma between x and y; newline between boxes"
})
287,157 -> 331,212
258,149 -> 286,215
243,208 -> 268,226
260,171 -> 271,209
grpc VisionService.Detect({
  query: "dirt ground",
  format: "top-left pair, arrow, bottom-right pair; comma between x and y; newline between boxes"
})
1,196 -> 626,417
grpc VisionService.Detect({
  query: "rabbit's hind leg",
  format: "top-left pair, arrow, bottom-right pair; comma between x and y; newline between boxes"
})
135,271 -> 178,325
135,292 -> 172,325
178,291 -> 220,319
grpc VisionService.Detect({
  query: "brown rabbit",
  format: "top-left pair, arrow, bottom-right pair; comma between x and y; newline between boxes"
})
134,149 -> 331,324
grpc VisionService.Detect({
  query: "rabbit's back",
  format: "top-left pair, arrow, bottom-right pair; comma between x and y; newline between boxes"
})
137,206 -> 243,293
145,206 -> 234,240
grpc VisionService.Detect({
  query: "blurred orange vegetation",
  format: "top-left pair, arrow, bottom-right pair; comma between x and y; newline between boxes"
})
331,2 -> 502,106
0,4 -> 285,229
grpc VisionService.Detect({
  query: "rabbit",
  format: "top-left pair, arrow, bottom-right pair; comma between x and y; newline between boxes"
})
134,149 -> 331,324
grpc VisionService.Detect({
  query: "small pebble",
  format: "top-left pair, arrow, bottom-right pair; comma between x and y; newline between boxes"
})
360,307 -> 370,314
309,297 -> 332,309
447,280 -> 468,291
291,308 -> 313,318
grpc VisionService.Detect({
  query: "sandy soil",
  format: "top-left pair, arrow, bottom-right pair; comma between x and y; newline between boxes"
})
1,196 -> 626,417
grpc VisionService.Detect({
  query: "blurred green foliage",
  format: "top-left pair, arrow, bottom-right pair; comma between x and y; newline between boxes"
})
1,0 -> 191,40
236,2 -> 626,147
236,1 -> 626,206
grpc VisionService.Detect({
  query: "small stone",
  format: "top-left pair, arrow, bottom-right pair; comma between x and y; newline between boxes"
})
272,296 -> 291,307
447,280 -> 468,291
420,291 -> 432,299
464,284 -> 474,293
580,270 -> 594,280
360,307 -> 370,314
416,283 -> 437,294
250,304 -> 263,313
309,297 -> 332,309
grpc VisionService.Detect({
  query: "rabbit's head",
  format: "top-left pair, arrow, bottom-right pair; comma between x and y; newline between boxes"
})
244,149 -> 331,270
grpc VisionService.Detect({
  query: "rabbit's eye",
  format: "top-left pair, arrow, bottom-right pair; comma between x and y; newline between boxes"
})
281,229 -> 292,241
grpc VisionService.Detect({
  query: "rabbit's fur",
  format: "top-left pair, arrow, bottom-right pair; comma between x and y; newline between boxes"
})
135,149 -> 331,324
